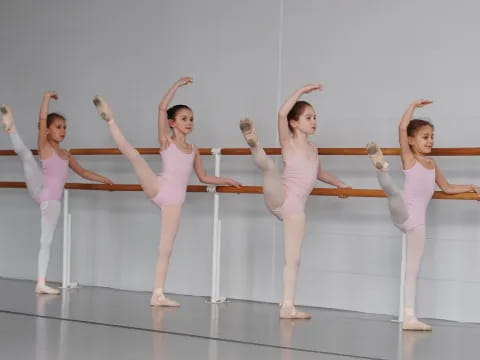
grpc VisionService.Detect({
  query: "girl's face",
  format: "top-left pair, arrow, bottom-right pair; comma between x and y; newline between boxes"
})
47,118 -> 66,143
169,108 -> 194,135
408,125 -> 434,155
290,105 -> 317,136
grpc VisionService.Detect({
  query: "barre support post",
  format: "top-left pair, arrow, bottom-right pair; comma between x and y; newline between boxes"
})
61,189 -> 78,289
208,148 -> 226,303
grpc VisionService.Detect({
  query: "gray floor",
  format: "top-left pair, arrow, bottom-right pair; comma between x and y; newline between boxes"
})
0,279 -> 479,360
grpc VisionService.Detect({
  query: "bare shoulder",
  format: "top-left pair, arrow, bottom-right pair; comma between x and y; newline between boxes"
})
191,143 -> 199,156
309,141 -> 318,153
61,148 -> 72,159
416,156 -> 435,170
426,156 -> 436,167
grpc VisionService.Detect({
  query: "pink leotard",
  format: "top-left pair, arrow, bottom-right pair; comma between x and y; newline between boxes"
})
396,161 -> 436,232
151,141 -> 195,208
271,143 -> 319,220
34,151 -> 69,204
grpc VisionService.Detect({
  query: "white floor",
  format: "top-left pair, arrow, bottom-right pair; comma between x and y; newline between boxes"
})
1,278 -> 478,360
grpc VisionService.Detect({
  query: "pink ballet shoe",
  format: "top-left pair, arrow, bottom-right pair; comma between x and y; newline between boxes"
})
239,118 -> 259,148
150,292 -> 180,307
366,142 -> 389,170
1,105 -> 15,132
35,284 -> 60,295
402,319 -> 432,331
93,95 -> 113,123
279,303 -> 311,319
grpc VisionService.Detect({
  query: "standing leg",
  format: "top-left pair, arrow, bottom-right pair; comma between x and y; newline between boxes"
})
241,118 -> 310,318
94,96 -> 181,306
36,200 -> 62,295
94,96 -> 158,198
367,143 -> 430,329
2,105 -> 43,200
280,213 -> 310,319
402,225 -> 431,331
151,204 -> 183,307
240,118 -> 285,210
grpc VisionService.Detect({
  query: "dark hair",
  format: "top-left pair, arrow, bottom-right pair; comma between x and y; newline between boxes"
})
46,112 -> 66,128
407,119 -> 434,137
287,101 -> 312,133
167,105 -> 191,120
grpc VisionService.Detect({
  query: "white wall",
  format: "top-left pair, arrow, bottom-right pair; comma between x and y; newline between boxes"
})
1,0 -> 480,322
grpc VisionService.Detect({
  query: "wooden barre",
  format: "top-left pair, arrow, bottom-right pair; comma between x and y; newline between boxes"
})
0,182 -> 209,192
2,147 -> 480,156
220,147 -> 480,156
0,182 -> 477,200
218,186 -> 479,200
0,148 -> 213,156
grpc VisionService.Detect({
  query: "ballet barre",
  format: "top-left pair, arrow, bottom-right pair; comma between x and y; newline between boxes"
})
0,148 -> 215,156
1,182 -> 478,200
1,146 -> 480,319
3,147 -> 480,157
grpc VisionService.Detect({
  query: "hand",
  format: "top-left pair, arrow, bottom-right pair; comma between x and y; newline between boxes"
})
411,99 -> 432,108
175,77 -> 193,88
299,83 -> 323,94
472,185 -> 480,200
44,91 -> 58,100
337,183 -> 351,199
224,178 -> 242,188
102,177 -> 114,186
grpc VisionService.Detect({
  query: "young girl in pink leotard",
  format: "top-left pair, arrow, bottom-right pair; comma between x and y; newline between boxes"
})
1,91 -> 113,295
93,77 -> 241,307
367,99 -> 480,331
240,84 -> 350,319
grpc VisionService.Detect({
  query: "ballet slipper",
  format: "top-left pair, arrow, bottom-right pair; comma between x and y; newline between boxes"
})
366,142 -> 389,170
93,96 -> 113,123
35,284 -> 60,295
1,105 -> 16,132
279,303 -> 311,319
402,308 -> 432,331
402,319 -> 432,331
150,290 -> 180,307
402,316 -> 432,331
239,118 -> 259,148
